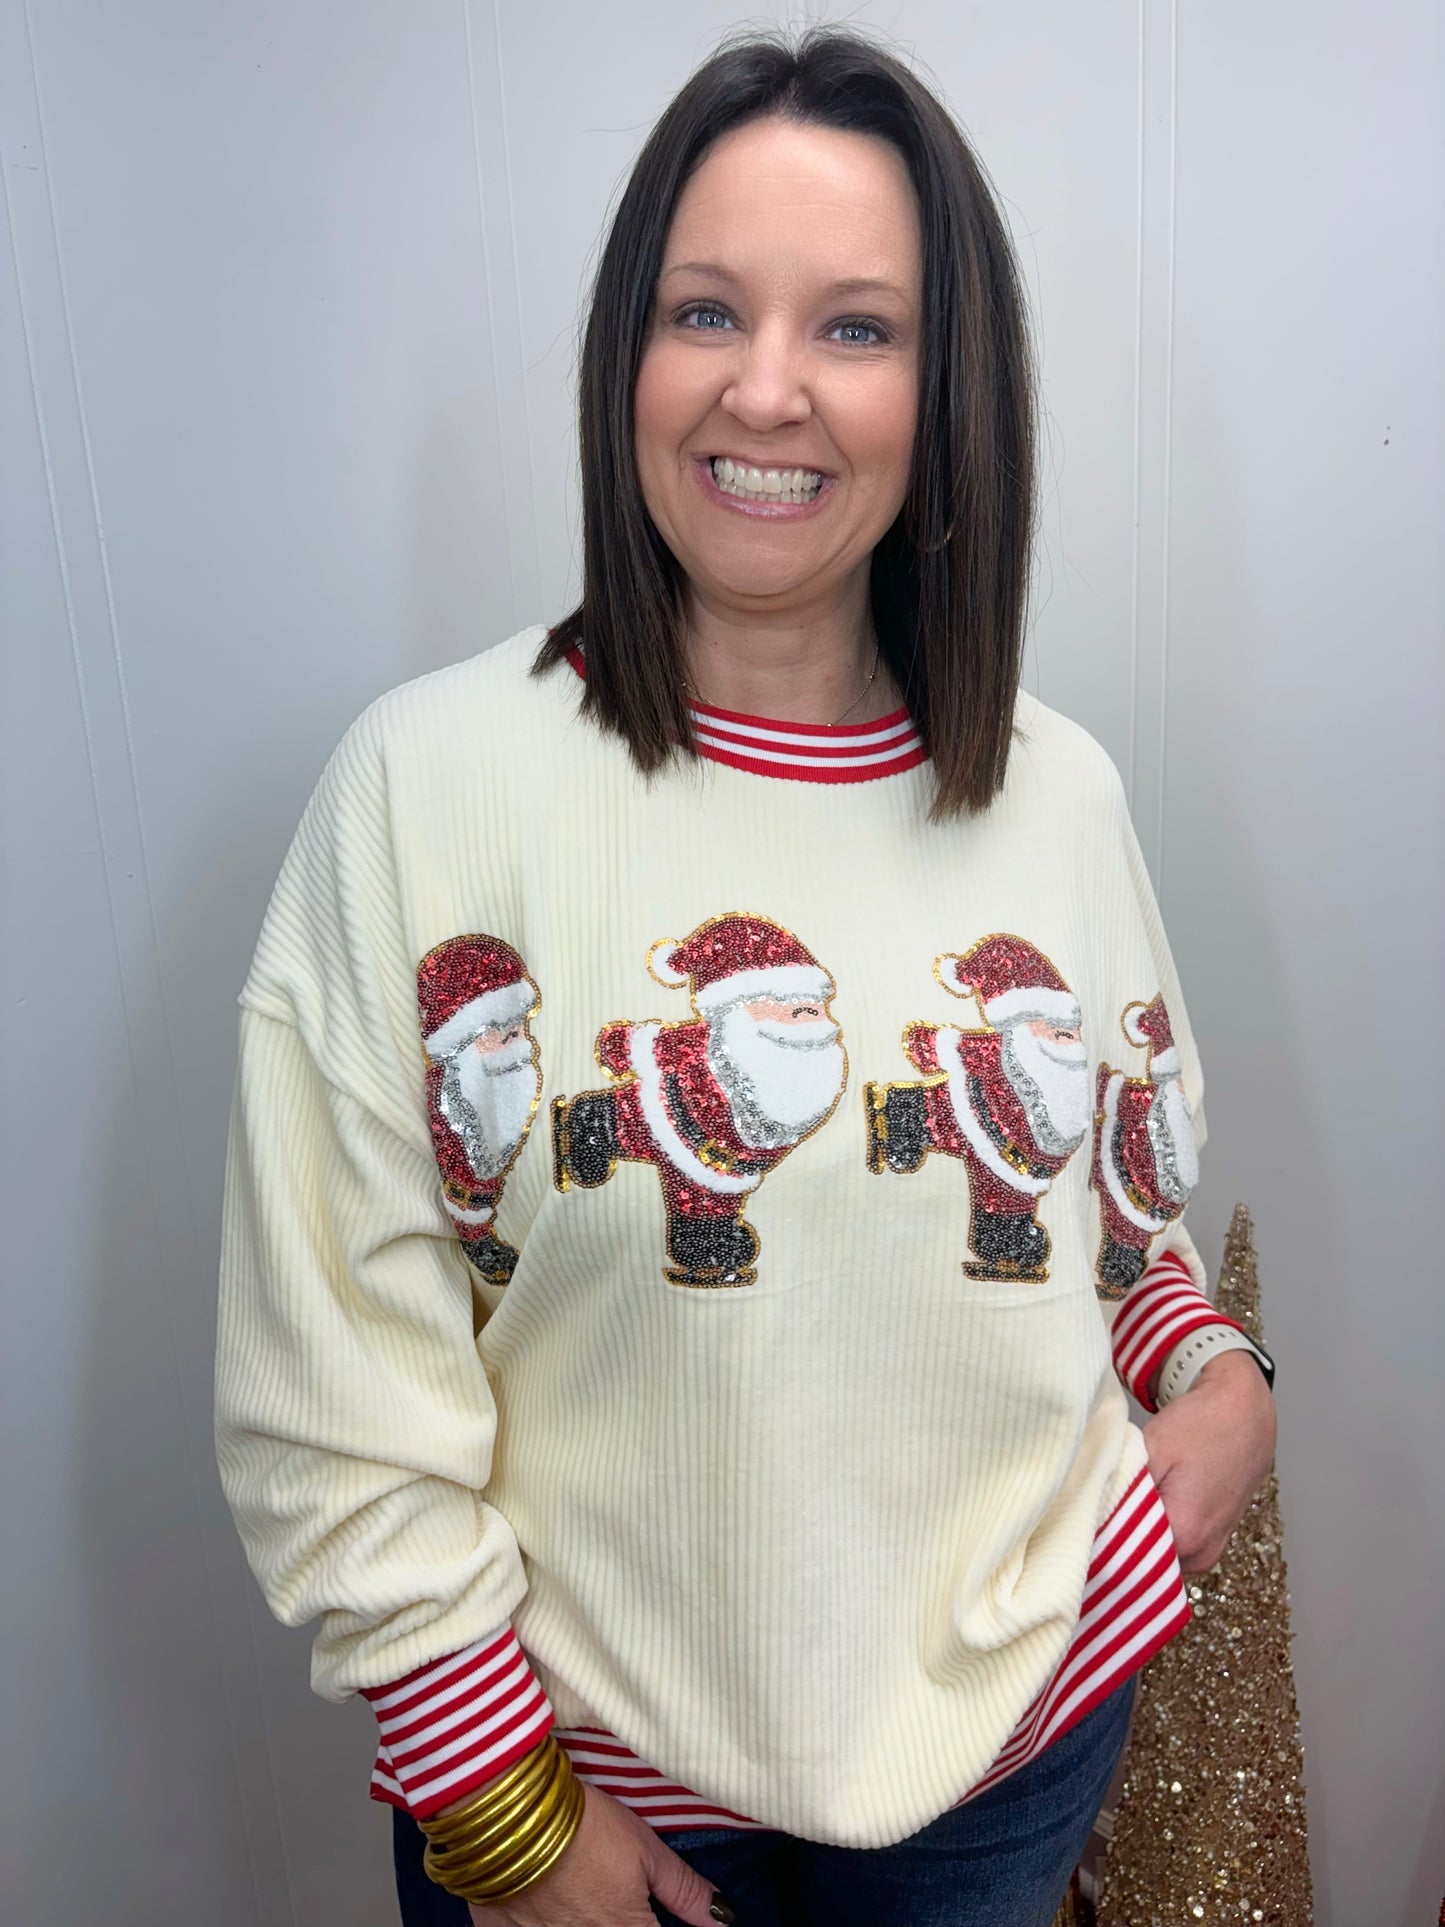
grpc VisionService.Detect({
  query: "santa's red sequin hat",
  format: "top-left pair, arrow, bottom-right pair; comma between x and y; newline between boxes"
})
650,914 -> 833,1014
1123,993 -> 1180,1074
417,934 -> 536,1058
940,935 -> 1081,1030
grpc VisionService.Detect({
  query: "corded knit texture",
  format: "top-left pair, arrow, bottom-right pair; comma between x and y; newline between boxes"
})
216,628 -> 1256,1849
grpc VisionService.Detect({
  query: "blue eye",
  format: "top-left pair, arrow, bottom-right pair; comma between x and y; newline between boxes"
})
677,304 -> 733,332
830,318 -> 888,347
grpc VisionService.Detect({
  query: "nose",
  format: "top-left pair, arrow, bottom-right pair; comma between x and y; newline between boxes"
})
721,322 -> 812,432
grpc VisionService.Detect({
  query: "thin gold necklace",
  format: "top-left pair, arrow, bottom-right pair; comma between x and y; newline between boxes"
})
685,643 -> 881,728
828,643 -> 881,726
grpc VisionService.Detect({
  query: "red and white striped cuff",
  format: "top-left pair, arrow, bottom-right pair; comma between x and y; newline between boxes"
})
363,1626 -> 554,1820
1110,1249 -> 1249,1411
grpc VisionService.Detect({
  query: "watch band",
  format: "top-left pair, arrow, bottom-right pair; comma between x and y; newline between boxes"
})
1156,1325 -> 1275,1405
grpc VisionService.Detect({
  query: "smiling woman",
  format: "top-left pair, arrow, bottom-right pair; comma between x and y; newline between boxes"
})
214,26 -> 1278,1927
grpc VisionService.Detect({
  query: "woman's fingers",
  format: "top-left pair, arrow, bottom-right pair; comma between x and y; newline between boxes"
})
642,1824 -> 735,1925
1143,1349 -> 1277,1574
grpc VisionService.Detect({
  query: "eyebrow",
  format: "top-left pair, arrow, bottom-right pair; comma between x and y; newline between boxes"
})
661,261 -> 912,302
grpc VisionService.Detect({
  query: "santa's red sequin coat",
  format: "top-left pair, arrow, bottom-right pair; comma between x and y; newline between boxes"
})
905,1022 -> 1074,1207
593,1017 -> 791,1220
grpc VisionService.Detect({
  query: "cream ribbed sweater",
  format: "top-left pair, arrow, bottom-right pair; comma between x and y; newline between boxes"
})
216,628 -> 1241,1848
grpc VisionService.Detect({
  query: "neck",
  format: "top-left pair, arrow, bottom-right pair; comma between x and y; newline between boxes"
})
680,572 -> 901,725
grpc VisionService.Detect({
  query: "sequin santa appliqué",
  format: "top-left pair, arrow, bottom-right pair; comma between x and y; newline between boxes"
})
864,935 -> 1090,1282
551,913 -> 846,1287
1090,993 -> 1200,1296
416,935 -> 543,1286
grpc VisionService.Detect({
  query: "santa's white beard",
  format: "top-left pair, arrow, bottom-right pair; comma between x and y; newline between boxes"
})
438,1035 -> 539,1179
707,1006 -> 845,1149
999,1024 -> 1090,1155
1146,1074 -> 1200,1204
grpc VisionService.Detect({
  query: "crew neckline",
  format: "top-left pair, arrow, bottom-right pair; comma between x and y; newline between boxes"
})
565,647 -> 926,785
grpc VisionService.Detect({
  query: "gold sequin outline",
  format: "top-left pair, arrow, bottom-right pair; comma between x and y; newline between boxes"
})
415,933 -> 544,1282
867,934 -> 1088,1285
1089,994 -> 1192,1299
552,911 -> 848,1289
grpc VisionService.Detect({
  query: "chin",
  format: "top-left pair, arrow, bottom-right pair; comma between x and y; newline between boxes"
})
685,541 -> 841,606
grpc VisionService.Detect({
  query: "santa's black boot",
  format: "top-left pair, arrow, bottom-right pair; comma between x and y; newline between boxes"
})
552,1090 -> 617,1190
460,1229 -> 520,1287
965,1208 -> 1052,1282
1096,1233 -> 1148,1299
664,1214 -> 760,1288
865,1081 -> 932,1173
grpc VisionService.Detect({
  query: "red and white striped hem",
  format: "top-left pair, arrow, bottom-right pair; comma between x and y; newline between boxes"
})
552,1467 -> 1188,1831
365,1626 -> 554,1819
1111,1251 -> 1245,1410
550,1731 -> 769,1833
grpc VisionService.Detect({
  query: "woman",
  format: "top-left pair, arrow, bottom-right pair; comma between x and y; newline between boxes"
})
215,29 -> 1276,1927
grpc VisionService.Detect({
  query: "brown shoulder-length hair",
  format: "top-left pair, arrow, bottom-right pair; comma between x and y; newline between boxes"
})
533,27 -> 1036,819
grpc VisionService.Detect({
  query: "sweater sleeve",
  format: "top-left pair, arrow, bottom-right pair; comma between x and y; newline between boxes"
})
214,700 -> 552,1816
1093,763 -> 1272,1412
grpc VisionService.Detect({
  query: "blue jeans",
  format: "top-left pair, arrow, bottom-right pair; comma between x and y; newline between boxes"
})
392,1676 -> 1134,1927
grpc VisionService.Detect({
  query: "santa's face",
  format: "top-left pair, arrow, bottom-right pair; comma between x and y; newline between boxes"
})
706,992 -> 846,1149
999,1017 -> 1090,1156
436,1019 -> 541,1180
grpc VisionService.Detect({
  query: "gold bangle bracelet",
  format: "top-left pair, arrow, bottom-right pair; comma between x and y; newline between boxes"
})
425,1780 -> 578,1893
423,1748 -> 571,1867
421,1765 -> 581,1888
423,1757 -> 567,1863
437,1800 -> 581,1906
426,1737 -> 556,1820
431,1772 -> 583,1900
420,1740 -> 558,1845
429,1751 -> 552,1839
444,1779 -> 585,1905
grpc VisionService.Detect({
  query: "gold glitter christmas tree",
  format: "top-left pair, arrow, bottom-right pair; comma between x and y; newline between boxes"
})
1051,1876 -> 1087,1927
1095,1205 -> 1313,1927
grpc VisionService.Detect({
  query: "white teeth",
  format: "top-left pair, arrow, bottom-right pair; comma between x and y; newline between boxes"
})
711,458 -> 823,503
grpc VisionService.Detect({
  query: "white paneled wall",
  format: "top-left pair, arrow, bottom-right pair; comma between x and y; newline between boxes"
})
3,4 -> 1440,1923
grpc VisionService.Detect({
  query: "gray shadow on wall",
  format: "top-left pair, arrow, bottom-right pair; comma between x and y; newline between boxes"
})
1158,342 -> 1442,1927
408,389 -> 530,679
72,803 -> 400,1927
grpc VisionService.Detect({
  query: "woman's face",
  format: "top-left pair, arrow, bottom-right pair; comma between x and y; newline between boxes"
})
634,117 -> 923,618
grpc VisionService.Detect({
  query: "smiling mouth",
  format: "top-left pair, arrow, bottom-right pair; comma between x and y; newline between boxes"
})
710,457 -> 825,504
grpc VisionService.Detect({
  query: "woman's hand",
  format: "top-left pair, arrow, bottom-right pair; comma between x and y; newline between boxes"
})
1142,1350 -> 1278,1573
464,1782 -> 730,1927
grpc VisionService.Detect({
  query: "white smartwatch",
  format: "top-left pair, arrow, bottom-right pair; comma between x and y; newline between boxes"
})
1156,1326 -> 1276,1406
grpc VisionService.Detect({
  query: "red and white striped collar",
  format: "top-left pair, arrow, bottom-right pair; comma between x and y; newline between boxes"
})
565,647 -> 926,786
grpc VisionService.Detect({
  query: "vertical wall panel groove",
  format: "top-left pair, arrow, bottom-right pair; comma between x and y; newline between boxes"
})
1129,0 -> 1178,894
463,0 -> 544,627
